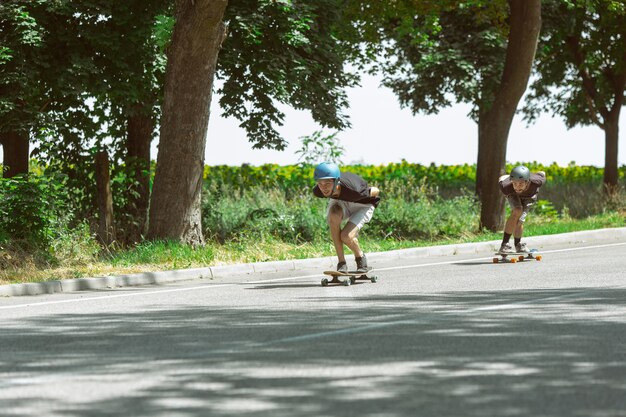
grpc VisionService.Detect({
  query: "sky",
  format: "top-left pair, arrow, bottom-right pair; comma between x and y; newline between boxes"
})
1,73 -> 624,168
201,73 -> 625,168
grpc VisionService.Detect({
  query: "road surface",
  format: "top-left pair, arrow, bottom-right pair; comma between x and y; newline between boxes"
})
1,242 -> 625,416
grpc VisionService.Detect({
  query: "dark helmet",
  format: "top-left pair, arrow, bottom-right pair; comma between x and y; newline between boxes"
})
510,165 -> 530,181
314,162 -> 341,189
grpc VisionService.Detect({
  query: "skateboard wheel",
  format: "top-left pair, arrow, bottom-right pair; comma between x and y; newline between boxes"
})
370,276 -> 378,283
518,256 -> 525,262
343,279 -> 351,286
510,258 -> 518,263
492,258 -> 499,263
321,278 -> 329,287
536,255 -> 542,261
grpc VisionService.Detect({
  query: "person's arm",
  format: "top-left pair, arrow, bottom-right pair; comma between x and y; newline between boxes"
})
534,171 -> 547,186
370,186 -> 380,197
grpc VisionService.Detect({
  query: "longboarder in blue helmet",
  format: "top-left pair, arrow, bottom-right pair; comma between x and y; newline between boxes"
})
312,162 -> 381,274
498,165 -> 547,254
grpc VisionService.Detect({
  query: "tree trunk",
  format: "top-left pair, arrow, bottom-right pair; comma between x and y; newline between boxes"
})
476,0 -> 541,231
95,151 -> 116,246
126,103 -> 154,243
0,131 -> 29,178
147,0 -> 228,245
603,111 -> 620,194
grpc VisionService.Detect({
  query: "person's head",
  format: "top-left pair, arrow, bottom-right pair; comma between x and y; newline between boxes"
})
510,165 -> 530,193
314,162 -> 340,197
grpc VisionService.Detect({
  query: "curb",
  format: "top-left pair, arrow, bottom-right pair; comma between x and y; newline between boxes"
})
1,227 -> 624,297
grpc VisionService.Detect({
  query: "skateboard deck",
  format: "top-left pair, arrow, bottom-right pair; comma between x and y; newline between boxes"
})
321,269 -> 378,286
493,248 -> 542,263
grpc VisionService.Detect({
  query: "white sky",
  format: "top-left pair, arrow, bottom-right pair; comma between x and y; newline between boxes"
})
202,73 -> 625,167
1,73 -> 623,168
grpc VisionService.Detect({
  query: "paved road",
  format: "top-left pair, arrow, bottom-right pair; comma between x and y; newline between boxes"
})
1,242 -> 625,417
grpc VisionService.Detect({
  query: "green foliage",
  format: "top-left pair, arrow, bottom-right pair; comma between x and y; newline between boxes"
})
525,0 -> 626,128
360,1 -> 509,119
203,161 -> 626,193
534,199 -> 559,218
218,0 -> 358,149
0,173 -> 69,245
0,1 -> 46,132
295,130 -> 345,164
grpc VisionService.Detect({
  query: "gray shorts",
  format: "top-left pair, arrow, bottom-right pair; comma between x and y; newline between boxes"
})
327,199 -> 375,230
507,195 -> 536,222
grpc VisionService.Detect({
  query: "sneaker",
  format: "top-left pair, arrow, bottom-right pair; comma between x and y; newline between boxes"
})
515,242 -> 529,253
355,254 -> 370,273
498,243 -> 515,254
336,261 -> 348,273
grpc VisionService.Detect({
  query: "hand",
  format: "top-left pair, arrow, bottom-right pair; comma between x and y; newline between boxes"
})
370,186 -> 380,197
499,174 -> 510,182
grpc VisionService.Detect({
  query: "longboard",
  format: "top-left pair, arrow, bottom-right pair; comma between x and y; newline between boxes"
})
493,248 -> 542,264
321,269 -> 378,286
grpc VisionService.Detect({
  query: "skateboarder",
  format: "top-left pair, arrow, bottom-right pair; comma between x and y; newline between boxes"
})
498,165 -> 546,254
313,162 -> 380,273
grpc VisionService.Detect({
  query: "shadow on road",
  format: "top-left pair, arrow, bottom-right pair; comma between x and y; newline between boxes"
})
1,288 -> 625,417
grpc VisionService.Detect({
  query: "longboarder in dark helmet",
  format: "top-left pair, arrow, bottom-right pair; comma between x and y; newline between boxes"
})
510,165 -> 531,193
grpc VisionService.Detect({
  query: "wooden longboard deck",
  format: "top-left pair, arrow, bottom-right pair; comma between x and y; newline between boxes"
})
323,269 -> 374,277
493,249 -> 542,263
321,269 -> 378,286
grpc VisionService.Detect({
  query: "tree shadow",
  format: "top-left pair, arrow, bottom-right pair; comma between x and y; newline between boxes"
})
1,288 -> 625,417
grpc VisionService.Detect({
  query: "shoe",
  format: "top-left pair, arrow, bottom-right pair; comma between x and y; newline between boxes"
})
515,242 -> 529,253
499,243 -> 515,254
355,254 -> 370,273
336,261 -> 348,273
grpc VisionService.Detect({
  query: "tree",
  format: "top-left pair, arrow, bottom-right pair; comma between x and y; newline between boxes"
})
147,0 -> 229,245
0,1 -> 45,177
20,0 -> 169,243
476,0 -> 542,230
148,0 -> 359,244
367,0 -> 541,231
524,0 -> 626,194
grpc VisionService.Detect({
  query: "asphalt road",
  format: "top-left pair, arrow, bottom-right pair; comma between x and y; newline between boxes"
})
1,242 -> 625,417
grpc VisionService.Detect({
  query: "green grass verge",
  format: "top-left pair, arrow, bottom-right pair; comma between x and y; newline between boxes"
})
1,211 -> 623,286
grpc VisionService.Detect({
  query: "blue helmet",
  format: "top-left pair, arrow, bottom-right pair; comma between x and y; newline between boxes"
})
314,162 -> 340,181
314,162 -> 341,189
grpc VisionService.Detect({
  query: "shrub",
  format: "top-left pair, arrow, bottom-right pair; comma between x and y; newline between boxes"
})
0,174 -> 69,246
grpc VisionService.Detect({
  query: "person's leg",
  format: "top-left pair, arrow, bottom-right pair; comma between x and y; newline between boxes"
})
340,204 -> 374,271
340,221 -> 363,258
515,199 -> 534,252
501,196 -> 522,252
327,203 -> 347,270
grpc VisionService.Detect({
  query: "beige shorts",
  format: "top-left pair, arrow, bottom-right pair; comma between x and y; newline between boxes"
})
327,199 -> 375,230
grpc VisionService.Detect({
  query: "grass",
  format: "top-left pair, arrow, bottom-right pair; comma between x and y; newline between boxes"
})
1,211 -> 623,286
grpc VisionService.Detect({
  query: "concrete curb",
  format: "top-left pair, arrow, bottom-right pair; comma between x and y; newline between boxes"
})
2,227 -> 624,297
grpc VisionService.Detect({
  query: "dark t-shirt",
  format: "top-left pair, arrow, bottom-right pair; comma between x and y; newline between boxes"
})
313,172 -> 380,207
499,172 -> 546,198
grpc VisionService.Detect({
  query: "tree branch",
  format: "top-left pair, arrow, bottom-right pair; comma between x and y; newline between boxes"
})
565,32 -> 607,128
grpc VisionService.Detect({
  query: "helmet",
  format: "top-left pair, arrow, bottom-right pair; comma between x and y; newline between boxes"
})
314,162 -> 340,190
314,162 -> 340,181
510,165 -> 530,181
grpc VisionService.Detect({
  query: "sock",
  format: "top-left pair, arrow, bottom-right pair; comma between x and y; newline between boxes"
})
502,233 -> 511,244
514,237 -> 521,246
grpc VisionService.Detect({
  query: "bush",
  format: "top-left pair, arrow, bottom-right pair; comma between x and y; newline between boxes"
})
201,183 -> 480,244
0,174 -> 69,246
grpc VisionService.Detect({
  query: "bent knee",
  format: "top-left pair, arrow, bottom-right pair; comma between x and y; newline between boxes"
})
510,207 -> 523,218
340,229 -> 358,243
327,205 -> 343,224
